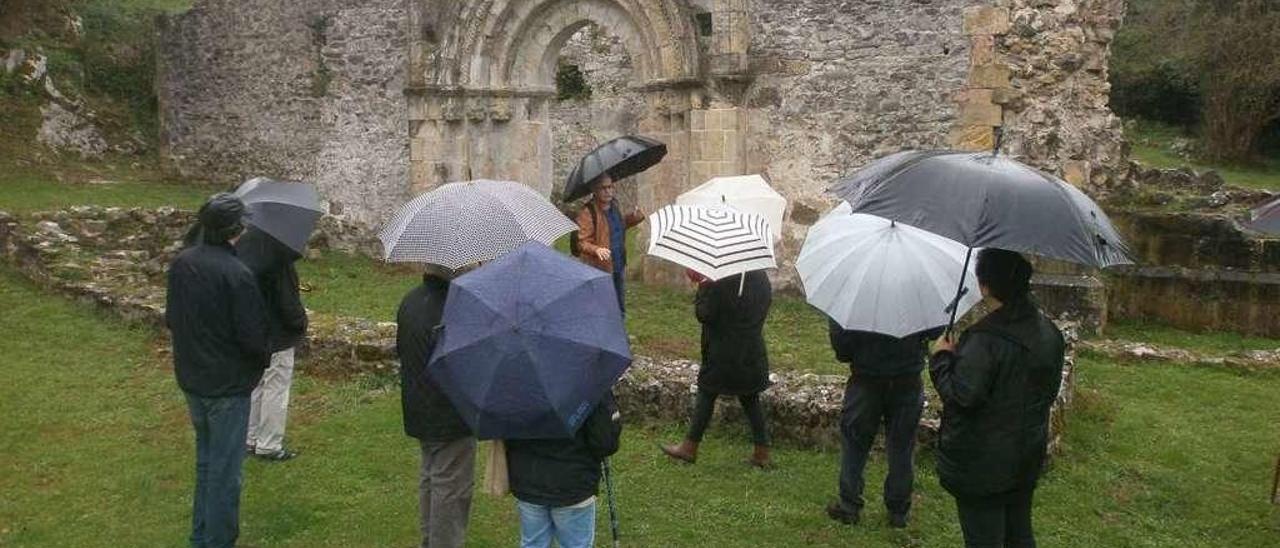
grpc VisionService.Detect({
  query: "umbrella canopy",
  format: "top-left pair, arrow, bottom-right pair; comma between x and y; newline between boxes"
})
379,179 -> 577,269
563,135 -> 667,202
646,204 -> 776,281
676,174 -> 788,240
1246,196 -> 1280,235
233,177 -> 323,254
829,150 -> 1135,268
427,242 -> 632,440
797,203 -> 981,337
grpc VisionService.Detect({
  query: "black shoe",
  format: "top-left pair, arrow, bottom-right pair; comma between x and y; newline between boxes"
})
888,513 -> 908,529
826,502 -> 860,525
253,448 -> 298,462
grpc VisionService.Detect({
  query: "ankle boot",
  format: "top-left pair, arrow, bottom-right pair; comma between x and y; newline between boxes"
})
748,444 -> 772,469
661,440 -> 698,464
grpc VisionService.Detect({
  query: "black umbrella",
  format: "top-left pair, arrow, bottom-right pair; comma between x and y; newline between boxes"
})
1246,196 -> 1280,235
830,149 -> 1136,330
233,177 -> 324,254
563,135 -> 667,201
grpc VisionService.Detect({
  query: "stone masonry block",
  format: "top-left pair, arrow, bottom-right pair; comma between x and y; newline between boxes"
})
950,125 -> 996,151
959,101 -> 1003,126
963,6 -> 1010,36
970,34 -> 996,66
703,131 -> 725,161
720,109 -> 740,131
969,63 -> 1011,88
691,110 -> 706,131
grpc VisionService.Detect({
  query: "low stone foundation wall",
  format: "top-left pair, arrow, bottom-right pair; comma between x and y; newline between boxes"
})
0,206 -> 1077,450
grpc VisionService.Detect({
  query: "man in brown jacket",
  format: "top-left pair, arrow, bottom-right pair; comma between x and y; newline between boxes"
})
575,173 -> 644,314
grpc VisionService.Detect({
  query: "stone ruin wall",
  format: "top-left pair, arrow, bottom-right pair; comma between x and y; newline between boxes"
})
157,0 -> 410,227
158,0 -> 1129,290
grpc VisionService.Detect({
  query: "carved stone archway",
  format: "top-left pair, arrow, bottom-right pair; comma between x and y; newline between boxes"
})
407,0 -> 703,206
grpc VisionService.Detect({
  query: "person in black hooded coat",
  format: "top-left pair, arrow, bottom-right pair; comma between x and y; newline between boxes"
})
929,248 -> 1065,548
662,269 -> 774,468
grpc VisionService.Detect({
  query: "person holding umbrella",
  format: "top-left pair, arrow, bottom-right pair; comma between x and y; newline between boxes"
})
506,393 -> 623,548
574,172 -> 644,314
928,248 -> 1066,548
564,135 -> 667,314
237,227 -> 307,461
661,268 -> 775,469
397,263 -> 476,548
165,193 -> 269,548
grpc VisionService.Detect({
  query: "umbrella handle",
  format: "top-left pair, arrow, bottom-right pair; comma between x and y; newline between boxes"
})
604,458 -> 621,545
737,272 -> 745,297
946,247 -> 975,336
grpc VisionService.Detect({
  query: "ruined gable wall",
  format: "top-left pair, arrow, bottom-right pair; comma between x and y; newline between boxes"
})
736,0 -> 987,285
157,0 -> 409,226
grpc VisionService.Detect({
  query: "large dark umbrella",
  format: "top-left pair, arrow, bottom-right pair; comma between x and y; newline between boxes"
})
233,177 -> 324,254
563,135 -> 667,201
1246,196 -> 1280,234
830,150 -> 1136,329
426,241 -> 632,440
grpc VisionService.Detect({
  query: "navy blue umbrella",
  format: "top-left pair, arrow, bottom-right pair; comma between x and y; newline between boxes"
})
427,242 -> 632,440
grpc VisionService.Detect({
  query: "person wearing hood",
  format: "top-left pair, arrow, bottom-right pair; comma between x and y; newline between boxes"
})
165,193 -> 269,548
397,263 -> 476,548
928,248 -> 1066,548
236,226 -> 308,461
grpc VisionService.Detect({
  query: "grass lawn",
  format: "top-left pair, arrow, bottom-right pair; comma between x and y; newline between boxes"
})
3,265 -> 1280,546
1125,120 -> 1280,191
0,171 -> 215,215
1105,319 -> 1280,354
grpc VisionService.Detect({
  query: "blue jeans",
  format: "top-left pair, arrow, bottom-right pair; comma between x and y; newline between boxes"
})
611,270 -> 625,315
837,375 -> 923,516
516,499 -> 596,548
184,392 -> 251,548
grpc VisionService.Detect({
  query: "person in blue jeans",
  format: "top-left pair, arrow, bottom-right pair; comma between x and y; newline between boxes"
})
166,193 -> 270,548
825,323 -> 943,529
506,393 -> 622,548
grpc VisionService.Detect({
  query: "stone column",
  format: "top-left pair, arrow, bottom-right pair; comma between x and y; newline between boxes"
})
950,6 -> 1012,152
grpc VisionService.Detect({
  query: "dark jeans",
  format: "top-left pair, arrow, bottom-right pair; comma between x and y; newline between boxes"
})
687,389 -> 770,446
837,375 -> 923,516
184,392 -> 251,548
611,269 -> 625,315
955,489 -> 1037,548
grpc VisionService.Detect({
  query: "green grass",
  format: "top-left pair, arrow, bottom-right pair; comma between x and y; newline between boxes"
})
4,265 -> 1280,546
1105,319 -> 1279,354
0,171 -> 216,214
1125,120 -> 1280,191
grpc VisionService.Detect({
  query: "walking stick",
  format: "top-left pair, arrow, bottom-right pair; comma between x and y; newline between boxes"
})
1271,453 -> 1280,504
603,458 -> 621,547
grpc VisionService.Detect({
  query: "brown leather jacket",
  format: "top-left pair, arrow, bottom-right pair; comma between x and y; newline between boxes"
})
575,201 -> 644,273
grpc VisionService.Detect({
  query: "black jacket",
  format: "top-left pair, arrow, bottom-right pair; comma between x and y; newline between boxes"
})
829,322 -> 944,378
929,298 -> 1065,498
695,271 -> 772,395
165,243 -> 270,397
235,227 -> 307,352
397,275 -> 471,443
506,393 -> 622,508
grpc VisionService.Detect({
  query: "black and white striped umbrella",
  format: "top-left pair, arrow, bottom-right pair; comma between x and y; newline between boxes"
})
379,179 -> 577,269
646,204 -> 776,281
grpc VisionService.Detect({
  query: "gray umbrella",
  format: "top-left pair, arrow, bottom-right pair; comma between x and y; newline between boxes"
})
233,177 -> 324,254
1246,196 -> 1280,235
563,135 -> 667,202
829,150 -> 1135,269
379,179 -> 577,269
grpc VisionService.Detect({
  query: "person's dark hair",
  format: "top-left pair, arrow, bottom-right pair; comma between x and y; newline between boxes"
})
197,193 -> 247,245
975,248 -> 1033,303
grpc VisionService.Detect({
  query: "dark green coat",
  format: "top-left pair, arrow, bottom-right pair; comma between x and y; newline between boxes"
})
928,298 -> 1065,498
695,270 -> 772,396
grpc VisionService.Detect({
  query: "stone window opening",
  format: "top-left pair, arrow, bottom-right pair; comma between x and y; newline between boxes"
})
695,12 -> 713,37
555,63 -> 592,101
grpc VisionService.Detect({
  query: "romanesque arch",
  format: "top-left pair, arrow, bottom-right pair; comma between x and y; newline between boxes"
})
408,0 -> 702,197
